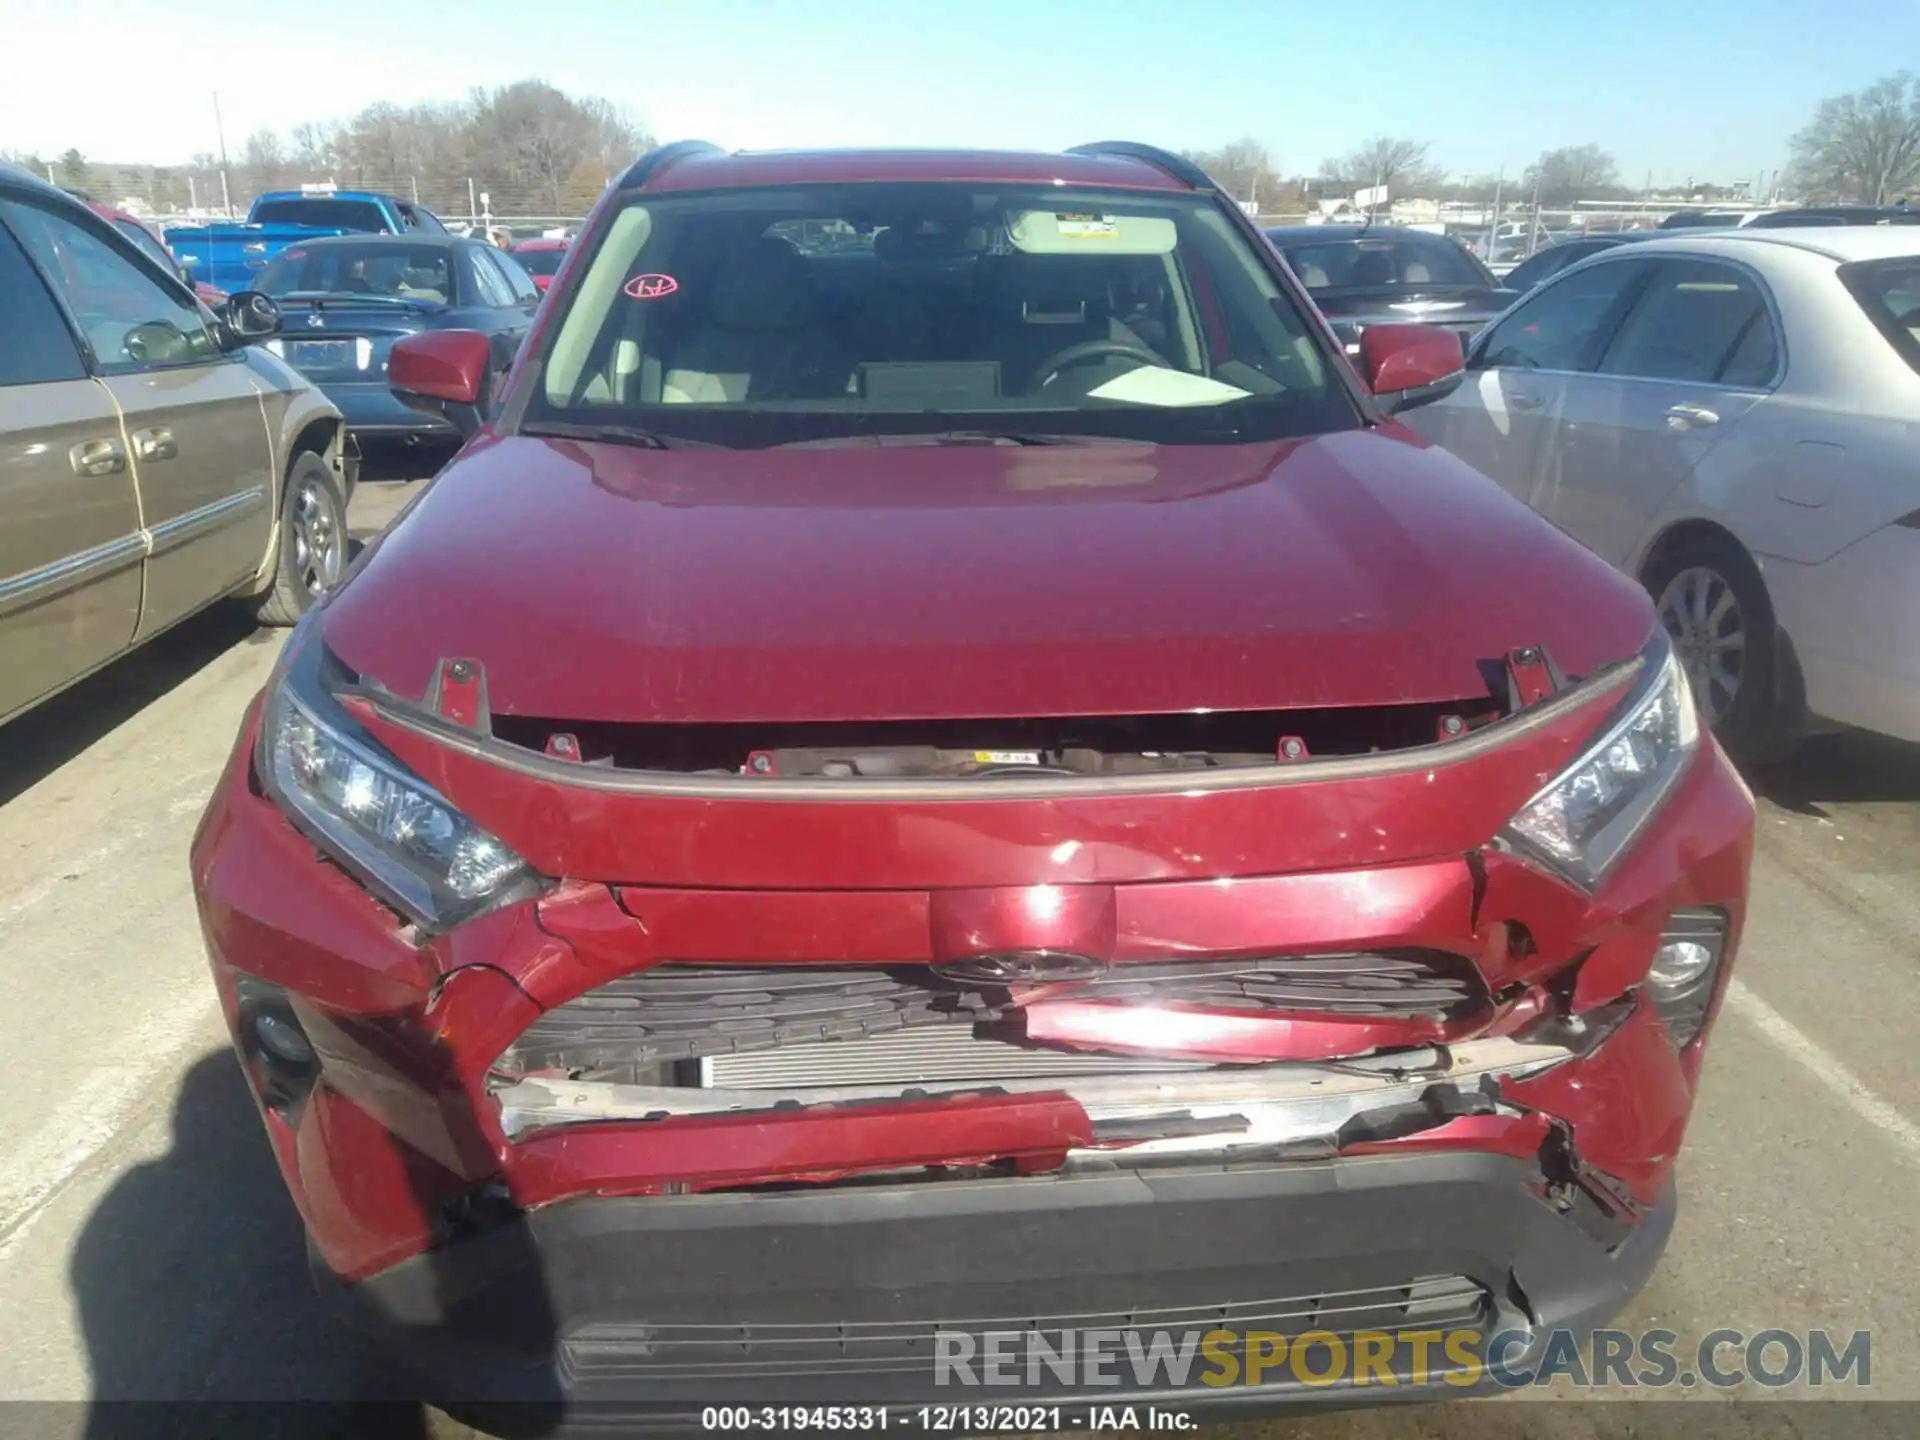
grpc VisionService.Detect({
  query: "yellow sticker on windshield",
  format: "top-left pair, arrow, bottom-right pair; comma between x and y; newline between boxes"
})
1055,212 -> 1118,238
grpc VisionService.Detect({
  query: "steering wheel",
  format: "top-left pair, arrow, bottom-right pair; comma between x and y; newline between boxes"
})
1030,338 -> 1169,391
123,321 -> 184,365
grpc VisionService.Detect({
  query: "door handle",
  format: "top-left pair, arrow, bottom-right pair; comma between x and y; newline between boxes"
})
1665,403 -> 1720,430
68,438 -> 126,476
1507,390 -> 1542,411
132,427 -> 179,462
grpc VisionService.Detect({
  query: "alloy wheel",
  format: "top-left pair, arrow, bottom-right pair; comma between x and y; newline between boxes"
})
1656,565 -> 1745,725
291,478 -> 345,597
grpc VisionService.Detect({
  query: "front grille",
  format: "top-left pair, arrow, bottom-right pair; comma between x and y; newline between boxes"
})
501,955 -> 1484,1081
702,1025 -> 1205,1088
560,1275 -> 1490,1382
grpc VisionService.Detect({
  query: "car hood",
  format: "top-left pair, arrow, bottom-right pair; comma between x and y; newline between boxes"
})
321,428 -> 1653,724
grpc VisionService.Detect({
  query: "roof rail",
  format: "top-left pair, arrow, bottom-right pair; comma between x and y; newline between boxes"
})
616,140 -> 726,192
1065,141 -> 1215,193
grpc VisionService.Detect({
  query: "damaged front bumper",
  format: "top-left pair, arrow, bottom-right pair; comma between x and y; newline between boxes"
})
190,641 -> 1752,1425
337,1143 -> 1678,1428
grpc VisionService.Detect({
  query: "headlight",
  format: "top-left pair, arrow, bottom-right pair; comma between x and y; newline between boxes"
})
1500,630 -> 1701,889
258,621 -> 541,930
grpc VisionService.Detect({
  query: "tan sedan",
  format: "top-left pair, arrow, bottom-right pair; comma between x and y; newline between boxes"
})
1,166 -> 357,726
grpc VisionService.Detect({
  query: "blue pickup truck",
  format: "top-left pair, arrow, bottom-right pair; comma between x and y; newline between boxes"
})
166,189 -> 447,296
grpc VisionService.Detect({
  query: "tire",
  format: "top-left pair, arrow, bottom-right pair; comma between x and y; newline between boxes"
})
255,451 -> 348,626
1643,531 -> 1799,766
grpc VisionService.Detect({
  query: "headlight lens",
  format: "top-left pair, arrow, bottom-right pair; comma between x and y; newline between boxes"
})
260,624 -> 539,930
1501,631 -> 1701,888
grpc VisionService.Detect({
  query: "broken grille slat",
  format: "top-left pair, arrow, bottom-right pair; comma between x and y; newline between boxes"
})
502,953 -> 1486,1081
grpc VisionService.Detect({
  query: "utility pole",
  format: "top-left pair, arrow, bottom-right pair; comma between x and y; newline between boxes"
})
1486,167 -> 1503,256
212,90 -> 234,217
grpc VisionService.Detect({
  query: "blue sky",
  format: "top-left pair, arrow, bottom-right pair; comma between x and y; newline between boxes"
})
3,0 -> 1908,185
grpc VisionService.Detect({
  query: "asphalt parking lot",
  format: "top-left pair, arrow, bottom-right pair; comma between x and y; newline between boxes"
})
0,456 -> 1913,1439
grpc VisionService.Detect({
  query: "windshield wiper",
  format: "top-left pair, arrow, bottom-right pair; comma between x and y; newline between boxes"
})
518,419 -> 719,451
773,429 -> 1129,449
925,429 -> 1126,446
278,291 -> 440,306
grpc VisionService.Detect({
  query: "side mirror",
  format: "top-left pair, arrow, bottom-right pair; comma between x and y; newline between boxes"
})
390,330 -> 493,439
216,290 -> 280,348
1359,324 -> 1465,414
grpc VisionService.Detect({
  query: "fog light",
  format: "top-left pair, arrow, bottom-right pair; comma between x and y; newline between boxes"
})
254,1010 -> 315,1067
1649,940 -> 1714,990
1647,908 -> 1728,1049
234,976 -> 320,1119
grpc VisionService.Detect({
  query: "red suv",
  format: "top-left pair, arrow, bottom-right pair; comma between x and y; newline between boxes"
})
191,141 -> 1753,1426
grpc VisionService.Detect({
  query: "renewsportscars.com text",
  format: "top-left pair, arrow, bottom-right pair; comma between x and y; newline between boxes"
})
933,1326 -> 1871,1390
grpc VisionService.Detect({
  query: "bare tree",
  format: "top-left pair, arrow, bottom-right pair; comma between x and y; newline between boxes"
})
289,121 -> 341,176
27,79 -> 652,219
59,148 -> 89,191
1320,137 -> 1443,201
469,81 -> 651,212
1787,72 -> 1920,203
1523,144 -> 1623,205
242,128 -> 288,191
1179,137 -> 1281,205
1438,172 -> 1504,204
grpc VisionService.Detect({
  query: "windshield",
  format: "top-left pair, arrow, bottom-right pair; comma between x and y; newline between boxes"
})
513,245 -> 568,276
524,183 -> 1350,448
251,198 -> 388,231
256,243 -> 455,303
1273,234 -> 1489,291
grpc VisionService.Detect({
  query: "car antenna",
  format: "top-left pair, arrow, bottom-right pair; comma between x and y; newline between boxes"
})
1358,168 -> 1379,235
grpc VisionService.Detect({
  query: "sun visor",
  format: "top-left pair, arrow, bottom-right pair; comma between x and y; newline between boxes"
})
1007,209 -> 1178,256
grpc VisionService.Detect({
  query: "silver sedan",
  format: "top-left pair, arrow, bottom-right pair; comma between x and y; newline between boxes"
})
1407,227 -> 1920,762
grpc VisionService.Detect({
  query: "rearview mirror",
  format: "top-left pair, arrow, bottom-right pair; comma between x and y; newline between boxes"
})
390,330 -> 494,438
216,290 -> 280,348
1358,324 -> 1465,414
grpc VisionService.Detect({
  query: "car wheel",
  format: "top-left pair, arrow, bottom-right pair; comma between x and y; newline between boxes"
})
1644,532 -> 1798,765
255,452 -> 348,626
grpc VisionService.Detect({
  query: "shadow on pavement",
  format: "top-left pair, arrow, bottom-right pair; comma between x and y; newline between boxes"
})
1750,728 -> 1920,816
357,441 -> 460,486
0,606 -> 272,810
70,1050 -> 439,1439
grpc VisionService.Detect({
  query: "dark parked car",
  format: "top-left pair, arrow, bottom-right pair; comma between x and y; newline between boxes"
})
1744,205 -> 1920,228
1499,230 -> 1662,292
192,141 -> 1752,1427
1657,210 -> 1760,229
1265,223 -> 1517,356
251,233 -> 540,441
